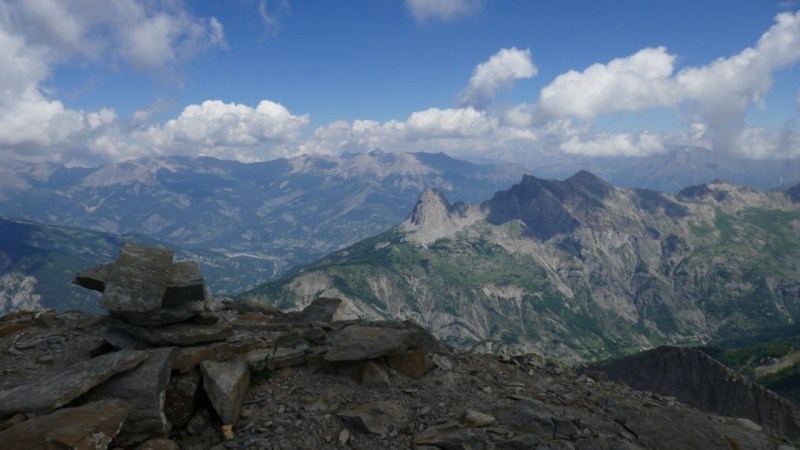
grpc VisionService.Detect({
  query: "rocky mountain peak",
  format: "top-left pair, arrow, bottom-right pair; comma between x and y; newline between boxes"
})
483,173 -> 598,241
406,188 -> 452,227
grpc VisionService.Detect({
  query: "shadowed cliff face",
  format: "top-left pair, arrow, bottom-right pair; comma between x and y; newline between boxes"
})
787,181 -> 800,203
483,171 -> 613,241
591,346 -> 800,440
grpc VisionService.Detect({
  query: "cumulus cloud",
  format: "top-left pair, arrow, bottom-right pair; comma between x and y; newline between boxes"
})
0,0 -> 224,164
537,11 -> 800,156
405,0 -> 482,22
142,100 -> 310,162
460,48 -> 537,109
676,11 -> 800,152
539,47 -> 677,119
2,0 -> 225,72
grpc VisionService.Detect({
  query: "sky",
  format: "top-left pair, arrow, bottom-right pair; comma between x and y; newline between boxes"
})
1,0 -> 800,167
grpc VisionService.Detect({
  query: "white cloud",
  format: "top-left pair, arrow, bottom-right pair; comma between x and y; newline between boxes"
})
0,0 -> 224,164
537,12 -> 800,157
737,126 -> 800,159
460,48 -> 537,109
560,130 -> 667,157
142,100 -> 310,162
405,0 -> 482,22
676,11 -> 800,152
300,107 -> 538,161
0,26 -> 97,156
539,47 -> 678,119
3,0 -> 225,72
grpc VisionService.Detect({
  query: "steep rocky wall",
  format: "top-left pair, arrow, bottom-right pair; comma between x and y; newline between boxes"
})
592,345 -> 800,440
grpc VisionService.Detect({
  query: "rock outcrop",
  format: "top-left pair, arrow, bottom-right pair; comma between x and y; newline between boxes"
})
590,345 -> 800,440
0,246 -> 798,449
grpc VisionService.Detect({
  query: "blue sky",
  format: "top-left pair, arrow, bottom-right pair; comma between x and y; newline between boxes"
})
1,0 -> 799,166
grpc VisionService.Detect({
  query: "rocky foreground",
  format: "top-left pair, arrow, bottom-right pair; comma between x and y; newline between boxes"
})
0,245 -> 798,449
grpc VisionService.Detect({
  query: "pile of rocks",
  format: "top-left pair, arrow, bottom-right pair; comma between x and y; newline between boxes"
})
0,244 -> 445,449
0,244 -> 798,449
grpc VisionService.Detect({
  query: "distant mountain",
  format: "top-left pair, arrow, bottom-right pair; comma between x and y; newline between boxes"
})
246,173 -> 800,362
0,216 -> 120,313
529,146 -> 800,192
0,151 -> 528,306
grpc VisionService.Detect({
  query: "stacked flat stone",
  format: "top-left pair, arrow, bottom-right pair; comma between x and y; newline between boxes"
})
68,244 -> 237,445
0,245 -> 449,448
74,244 -> 232,348
75,244 -> 209,326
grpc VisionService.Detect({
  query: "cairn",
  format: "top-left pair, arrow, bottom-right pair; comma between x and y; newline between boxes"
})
0,244 -> 444,449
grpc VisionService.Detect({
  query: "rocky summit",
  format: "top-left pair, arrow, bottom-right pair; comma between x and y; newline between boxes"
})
250,174 -> 800,361
0,246 -> 797,449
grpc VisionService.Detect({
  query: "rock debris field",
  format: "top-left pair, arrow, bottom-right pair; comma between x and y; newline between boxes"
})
0,244 -> 797,449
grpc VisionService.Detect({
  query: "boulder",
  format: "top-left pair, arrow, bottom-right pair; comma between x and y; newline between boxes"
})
288,297 -> 342,323
0,349 -> 148,417
164,369 -> 202,428
86,347 -> 175,446
324,322 -> 440,363
337,400 -> 408,436
200,357 -> 250,424
171,338 -> 263,374
0,398 -> 132,450
463,409 -> 496,428
387,350 -> 433,379
101,244 -> 174,312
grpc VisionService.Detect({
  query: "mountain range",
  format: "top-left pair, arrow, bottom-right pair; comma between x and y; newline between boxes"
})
3,147 -> 800,326
0,151 -> 526,308
246,172 -> 800,362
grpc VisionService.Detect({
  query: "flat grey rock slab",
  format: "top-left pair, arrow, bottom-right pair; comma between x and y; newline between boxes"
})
201,357 -> 250,424
112,320 -> 233,346
101,328 -> 151,351
247,347 -> 306,370
0,349 -> 148,417
101,244 -> 174,312
324,323 -> 440,362
413,423 -> 480,448
86,347 -> 175,447
0,398 -> 133,450
110,301 -> 206,326
337,400 -> 409,436
171,337 -> 264,374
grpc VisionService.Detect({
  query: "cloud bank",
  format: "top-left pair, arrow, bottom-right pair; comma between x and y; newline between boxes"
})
0,3 -> 798,166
